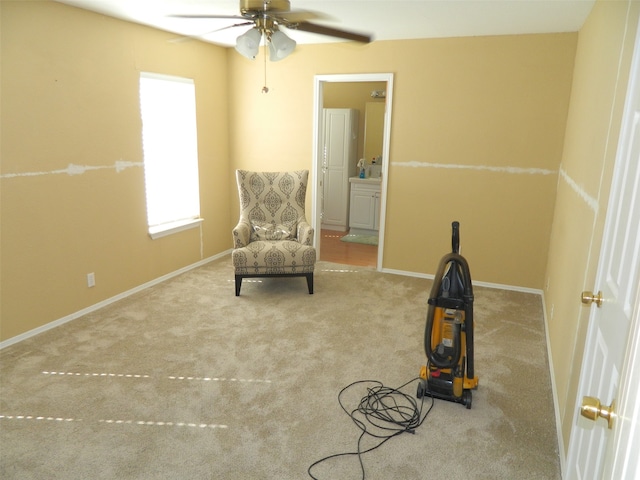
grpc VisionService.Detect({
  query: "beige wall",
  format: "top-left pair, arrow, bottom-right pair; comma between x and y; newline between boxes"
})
228,34 -> 577,289
1,2 -> 231,341
543,0 -> 639,455
1,2 -> 578,340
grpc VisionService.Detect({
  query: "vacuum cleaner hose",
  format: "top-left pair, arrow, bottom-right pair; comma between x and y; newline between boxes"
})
425,304 -> 462,369
424,253 -> 473,370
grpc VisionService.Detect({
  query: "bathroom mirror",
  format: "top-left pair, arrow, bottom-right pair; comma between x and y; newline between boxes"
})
363,101 -> 385,169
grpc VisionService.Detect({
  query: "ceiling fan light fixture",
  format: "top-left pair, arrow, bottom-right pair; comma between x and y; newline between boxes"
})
268,30 -> 296,61
235,27 -> 262,59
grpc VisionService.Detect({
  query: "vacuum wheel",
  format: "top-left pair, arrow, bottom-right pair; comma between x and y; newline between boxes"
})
462,389 -> 472,409
417,380 -> 426,399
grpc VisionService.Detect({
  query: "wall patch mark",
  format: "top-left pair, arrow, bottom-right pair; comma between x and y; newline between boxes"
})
392,161 -> 556,176
559,166 -> 598,213
1,160 -> 143,179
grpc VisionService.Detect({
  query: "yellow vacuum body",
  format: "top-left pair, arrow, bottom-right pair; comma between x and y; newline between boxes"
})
417,222 -> 478,408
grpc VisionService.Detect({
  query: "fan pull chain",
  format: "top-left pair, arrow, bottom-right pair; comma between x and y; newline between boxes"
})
262,40 -> 269,93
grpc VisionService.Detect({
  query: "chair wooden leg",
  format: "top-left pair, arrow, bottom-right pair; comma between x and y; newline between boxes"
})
235,276 -> 242,296
306,273 -> 314,294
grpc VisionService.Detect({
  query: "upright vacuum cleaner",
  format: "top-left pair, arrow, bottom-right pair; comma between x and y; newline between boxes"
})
417,221 -> 478,408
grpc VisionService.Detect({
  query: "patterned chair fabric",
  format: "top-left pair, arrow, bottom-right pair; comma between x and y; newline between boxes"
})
232,170 -> 316,295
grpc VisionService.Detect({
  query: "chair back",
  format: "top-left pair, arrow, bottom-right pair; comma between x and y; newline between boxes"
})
236,170 -> 309,239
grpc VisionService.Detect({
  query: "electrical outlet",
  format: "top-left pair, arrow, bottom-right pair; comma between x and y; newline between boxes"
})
87,272 -> 95,288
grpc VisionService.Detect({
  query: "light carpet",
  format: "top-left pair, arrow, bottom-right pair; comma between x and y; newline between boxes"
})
0,257 -> 560,479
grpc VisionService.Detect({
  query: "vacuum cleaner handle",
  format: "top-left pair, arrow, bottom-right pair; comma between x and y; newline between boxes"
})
452,221 -> 460,254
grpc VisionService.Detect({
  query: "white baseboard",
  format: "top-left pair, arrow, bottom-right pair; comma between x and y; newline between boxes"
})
381,267 -> 544,295
540,292 -> 566,477
0,250 -> 232,350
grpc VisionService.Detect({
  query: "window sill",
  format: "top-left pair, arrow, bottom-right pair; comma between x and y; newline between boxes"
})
148,218 -> 203,240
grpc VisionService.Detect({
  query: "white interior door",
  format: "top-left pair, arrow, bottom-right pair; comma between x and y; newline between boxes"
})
322,109 -> 352,229
566,22 -> 640,480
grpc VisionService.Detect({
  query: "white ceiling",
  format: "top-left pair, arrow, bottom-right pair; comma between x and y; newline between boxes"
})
54,0 -> 596,47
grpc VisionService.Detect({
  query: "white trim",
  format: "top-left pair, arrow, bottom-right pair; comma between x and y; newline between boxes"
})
312,73 -> 394,273
148,218 -> 203,239
0,250 -> 232,350
381,268 -> 433,279
472,280 -> 543,295
140,71 -> 194,84
541,292 -> 567,477
381,267 -> 543,295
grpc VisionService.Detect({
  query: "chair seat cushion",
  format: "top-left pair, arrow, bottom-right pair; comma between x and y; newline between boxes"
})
232,240 -> 316,274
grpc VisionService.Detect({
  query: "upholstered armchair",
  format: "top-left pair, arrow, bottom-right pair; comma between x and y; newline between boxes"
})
232,170 -> 316,296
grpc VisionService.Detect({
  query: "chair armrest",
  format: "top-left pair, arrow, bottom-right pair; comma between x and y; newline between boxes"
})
297,221 -> 314,246
233,220 -> 251,248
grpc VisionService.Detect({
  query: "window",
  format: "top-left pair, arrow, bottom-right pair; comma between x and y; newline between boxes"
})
139,73 -> 201,239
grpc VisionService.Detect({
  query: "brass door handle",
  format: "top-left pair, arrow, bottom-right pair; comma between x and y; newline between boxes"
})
581,290 -> 603,307
580,396 -> 615,429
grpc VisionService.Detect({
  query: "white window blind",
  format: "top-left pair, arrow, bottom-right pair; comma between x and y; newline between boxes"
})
139,73 -> 201,238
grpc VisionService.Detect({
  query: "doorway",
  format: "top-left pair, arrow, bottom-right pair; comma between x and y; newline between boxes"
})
311,73 -> 394,271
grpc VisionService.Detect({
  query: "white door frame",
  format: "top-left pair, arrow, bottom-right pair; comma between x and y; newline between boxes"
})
311,73 -> 394,270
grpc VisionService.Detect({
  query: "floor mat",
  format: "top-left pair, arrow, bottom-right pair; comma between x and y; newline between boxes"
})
340,234 -> 379,246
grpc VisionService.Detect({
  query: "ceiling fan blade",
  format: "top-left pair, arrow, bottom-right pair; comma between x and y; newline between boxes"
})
276,10 -> 326,23
170,10 -> 323,23
292,21 -> 372,43
169,14 -> 250,20
208,21 -> 254,32
169,22 -> 254,43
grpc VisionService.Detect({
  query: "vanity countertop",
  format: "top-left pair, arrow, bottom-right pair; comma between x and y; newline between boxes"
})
349,176 -> 382,184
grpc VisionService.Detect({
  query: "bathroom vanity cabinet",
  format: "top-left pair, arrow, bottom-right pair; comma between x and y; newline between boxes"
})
349,178 -> 381,232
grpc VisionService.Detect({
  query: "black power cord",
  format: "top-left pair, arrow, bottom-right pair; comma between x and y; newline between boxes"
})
308,377 -> 435,480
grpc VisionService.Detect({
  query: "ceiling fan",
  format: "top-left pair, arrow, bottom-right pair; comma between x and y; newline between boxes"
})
171,0 -> 372,62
